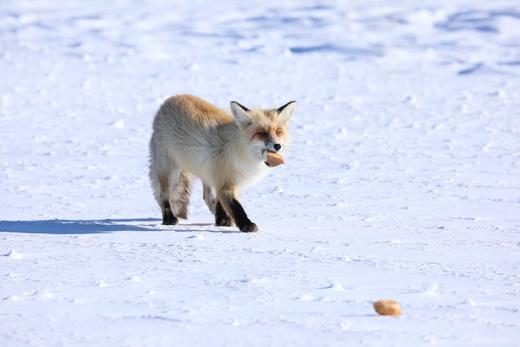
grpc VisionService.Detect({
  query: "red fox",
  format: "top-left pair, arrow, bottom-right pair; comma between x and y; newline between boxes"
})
149,95 -> 296,232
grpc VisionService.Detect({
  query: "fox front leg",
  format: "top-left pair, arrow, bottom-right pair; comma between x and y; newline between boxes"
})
203,184 -> 232,226
218,185 -> 258,233
215,201 -> 233,227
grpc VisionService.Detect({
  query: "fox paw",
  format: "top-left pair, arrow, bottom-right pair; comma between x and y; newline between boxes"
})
162,212 -> 178,226
240,223 -> 258,233
216,216 -> 232,227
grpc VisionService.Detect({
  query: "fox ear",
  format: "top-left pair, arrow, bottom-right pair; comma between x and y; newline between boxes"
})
230,101 -> 252,126
277,101 -> 296,123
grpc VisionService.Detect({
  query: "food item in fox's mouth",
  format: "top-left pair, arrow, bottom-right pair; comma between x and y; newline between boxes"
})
373,299 -> 401,316
265,151 -> 284,167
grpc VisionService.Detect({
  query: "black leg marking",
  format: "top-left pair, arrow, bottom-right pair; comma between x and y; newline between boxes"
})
215,202 -> 232,227
162,201 -> 178,225
225,197 -> 257,233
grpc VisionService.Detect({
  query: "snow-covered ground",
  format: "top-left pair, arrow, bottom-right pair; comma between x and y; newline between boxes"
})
1,1 -> 520,346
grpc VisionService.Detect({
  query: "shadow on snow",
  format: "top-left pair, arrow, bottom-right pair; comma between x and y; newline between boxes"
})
0,219 -> 235,235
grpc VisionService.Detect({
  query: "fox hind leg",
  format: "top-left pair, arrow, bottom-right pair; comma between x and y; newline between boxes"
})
154,170 -> 179,225
171,172 -> 193,220
149,148 -> 180,225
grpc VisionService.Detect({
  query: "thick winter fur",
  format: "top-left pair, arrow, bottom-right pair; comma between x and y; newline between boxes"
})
149,94 -> 295,232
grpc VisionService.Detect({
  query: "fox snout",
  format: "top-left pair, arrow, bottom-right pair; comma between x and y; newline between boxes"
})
266,142 -> 282,152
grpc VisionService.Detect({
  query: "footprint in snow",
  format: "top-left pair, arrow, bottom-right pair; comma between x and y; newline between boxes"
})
93,280 -> 108,287
4,295 -> 23,302
461,298 -> 477,306
2,250 -> 24,259
297,294 -> 316,301
320,282 -> 345,292
111,119 -> 125,128
33,290 -> 54,300
187,234 -> 206,240
127,276 -> 142,282
311,245 -> 325,253
422,282 -> 439,296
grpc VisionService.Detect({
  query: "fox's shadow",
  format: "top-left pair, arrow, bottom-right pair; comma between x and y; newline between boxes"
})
0,218 -> 235,235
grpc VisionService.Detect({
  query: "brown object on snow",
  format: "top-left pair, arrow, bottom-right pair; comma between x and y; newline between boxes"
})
265,151 -> 285,167
373,300 -> 401,316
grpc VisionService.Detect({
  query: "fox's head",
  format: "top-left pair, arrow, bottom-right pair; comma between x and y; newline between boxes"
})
230,100 -> 296,165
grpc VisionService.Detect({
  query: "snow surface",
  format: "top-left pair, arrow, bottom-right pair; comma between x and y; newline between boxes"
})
1,0 -> 520,346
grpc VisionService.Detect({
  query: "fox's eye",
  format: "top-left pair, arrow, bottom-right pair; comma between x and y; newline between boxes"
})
257,131 -> 268,137
276,129 -> 283,136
